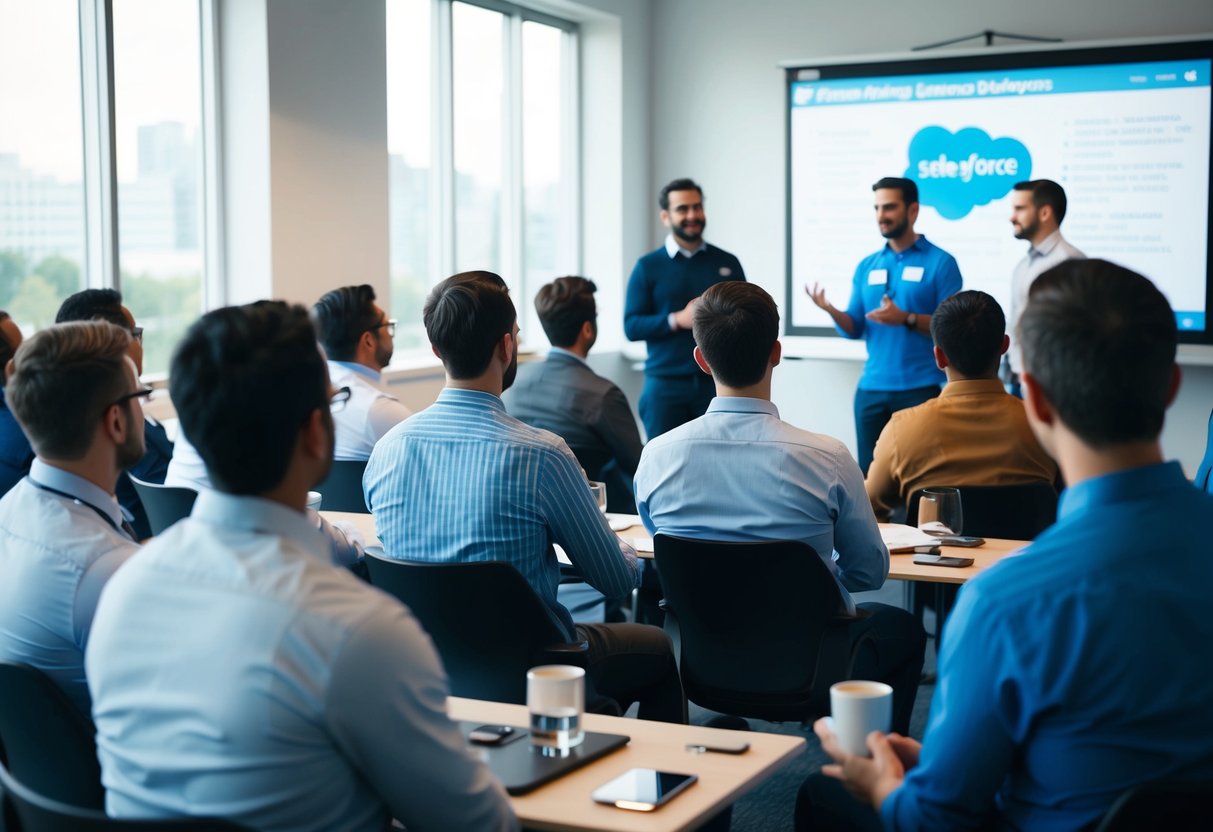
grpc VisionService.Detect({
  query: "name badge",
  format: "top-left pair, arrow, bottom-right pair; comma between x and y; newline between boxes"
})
902,266 -> 925,283
867,269 -> 888,286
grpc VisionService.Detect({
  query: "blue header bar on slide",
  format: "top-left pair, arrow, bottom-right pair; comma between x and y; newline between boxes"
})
791,60 -> 1212,107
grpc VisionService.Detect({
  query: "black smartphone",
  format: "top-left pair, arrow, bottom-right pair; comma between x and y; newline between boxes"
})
591,769 -> 698,811
686,740 -> 750,754
933,535 -> 985,547
468,724 -> 521,746
913,554 -> 975,568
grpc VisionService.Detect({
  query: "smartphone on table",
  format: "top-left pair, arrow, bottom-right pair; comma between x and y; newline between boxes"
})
591,768 -> 698,811
912,554 -> 975,568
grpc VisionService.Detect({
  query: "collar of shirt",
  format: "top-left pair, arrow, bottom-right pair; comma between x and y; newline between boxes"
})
939,378 -> 1007,399
1029,229 -> 1064,259
665,234 -> 707,259
28,458 -> 126,530
192,490 -> 330,562
436,386 -> 506,413
704,396 -> 780,419
547,346 -> 588,367
882,235 -> 929,257
329,360 -> 381,383
1057,460 -> 1186,521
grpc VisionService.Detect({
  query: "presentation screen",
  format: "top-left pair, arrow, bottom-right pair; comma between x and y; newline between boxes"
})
785,38 -> 1213,344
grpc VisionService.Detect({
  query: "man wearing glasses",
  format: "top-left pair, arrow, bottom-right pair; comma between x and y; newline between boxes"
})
56,289 -> 174,539
312,284 -> 411,460
0,321 -> 145,714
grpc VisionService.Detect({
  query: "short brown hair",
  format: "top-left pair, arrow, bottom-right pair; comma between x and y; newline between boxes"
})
534,276 -> 597,348
423,271 -> 515,379
7,321 -> 133,459
692,282 -> 778,388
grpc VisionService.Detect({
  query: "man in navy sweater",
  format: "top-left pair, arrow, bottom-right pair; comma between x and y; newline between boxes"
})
624,178 -> 745,439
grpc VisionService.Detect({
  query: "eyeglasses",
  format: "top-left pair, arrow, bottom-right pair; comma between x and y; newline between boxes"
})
330,386 -> 352,414
109,386 -> 153,409
129,326 -> 144,344
370,319 -> 397,338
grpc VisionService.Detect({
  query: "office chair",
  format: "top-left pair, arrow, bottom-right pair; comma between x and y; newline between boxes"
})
364,553 -> 616,710
314,459 -> 370,513
906,481 -> 1058,540
0,663 -> 103,811
127,476 -> 198,536
0,759 -> 248,832
1093,778 -> 1213,831
653,535 -> 872,723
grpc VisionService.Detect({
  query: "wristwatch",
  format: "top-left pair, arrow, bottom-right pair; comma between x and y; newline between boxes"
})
904,312 -> 918,330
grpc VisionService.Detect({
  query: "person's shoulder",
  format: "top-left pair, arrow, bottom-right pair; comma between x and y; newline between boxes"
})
705,243 -> 742,263
632,246 -> 668,270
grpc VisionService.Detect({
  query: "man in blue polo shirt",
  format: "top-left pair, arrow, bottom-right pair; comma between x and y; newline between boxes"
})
625,178 -> 745,440
807,177 -> 962,474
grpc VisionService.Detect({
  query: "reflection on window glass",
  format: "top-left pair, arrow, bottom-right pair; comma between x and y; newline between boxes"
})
386,0 -> 432,351
113,0 -> 204,377
0,0 -> 86,332
452,2 -> 504,276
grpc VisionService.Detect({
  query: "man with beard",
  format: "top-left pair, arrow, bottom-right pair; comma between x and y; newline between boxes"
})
366,271 -> 685,724
625,178 -> 746,439
312,284 -> 411,459
807,177 -> 963,474
1006,179 -> 1084,396
0,321 -> 143,714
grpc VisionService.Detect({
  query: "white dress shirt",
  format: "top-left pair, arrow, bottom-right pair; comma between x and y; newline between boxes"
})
1009,229 -> 1085,373
0,459 -> 139,713
86,490 -> 516,832
328,360 -> 412,460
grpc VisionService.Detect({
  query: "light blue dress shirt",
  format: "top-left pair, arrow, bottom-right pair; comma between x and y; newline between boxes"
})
884,462 -> 1213,831
86,490 -> 516,832
0,459 -> 138,713
364,387 -> 639,639
634,397 -> 888,611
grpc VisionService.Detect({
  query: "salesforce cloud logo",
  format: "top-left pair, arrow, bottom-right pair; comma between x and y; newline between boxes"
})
904,127 -> 1031,220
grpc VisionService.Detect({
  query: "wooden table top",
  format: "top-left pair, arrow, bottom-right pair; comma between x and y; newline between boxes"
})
448,697 -> 805,832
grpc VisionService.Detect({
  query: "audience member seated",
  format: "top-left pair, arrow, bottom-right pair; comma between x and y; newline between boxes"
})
634,282 -> 925,734
86,301 -> 516,832
365,271 -> 685,723
804,260 -> 1213,831
503,276 -> 643,513
0,310 -> 34,496
311,284 -> 411,459
865,290 -> 1057,521
0,322 -> 143,714
56,289 -> 174,539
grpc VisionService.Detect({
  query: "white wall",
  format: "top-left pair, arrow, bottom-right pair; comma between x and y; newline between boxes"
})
648,0 -> 1213,471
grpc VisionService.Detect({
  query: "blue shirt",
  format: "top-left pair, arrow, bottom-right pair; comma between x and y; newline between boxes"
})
364,388 -> 640,639
884,461 -> 1213,831
634,397 -> 888,612
0,387 -> 33,497
841,236 -> 962,391
87,491 -> 515,832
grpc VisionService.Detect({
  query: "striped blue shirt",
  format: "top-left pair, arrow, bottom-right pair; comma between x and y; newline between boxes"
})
364,388 -> 639,638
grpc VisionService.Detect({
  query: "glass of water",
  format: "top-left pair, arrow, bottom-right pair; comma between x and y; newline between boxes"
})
527,665 -> 585,754
589,481 -> 607,514
918,487 -> 963,536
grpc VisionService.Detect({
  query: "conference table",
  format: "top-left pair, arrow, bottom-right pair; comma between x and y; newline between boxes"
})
448,697 -> 804,832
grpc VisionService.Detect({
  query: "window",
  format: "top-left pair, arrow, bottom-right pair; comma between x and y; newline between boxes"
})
387,0 -> 580,352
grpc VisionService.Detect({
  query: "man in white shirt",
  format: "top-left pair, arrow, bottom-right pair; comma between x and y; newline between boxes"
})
0,321 -> 144,714
86,301 -> 515,832
1007,179 -> 1085,394
312,284 -> 411,459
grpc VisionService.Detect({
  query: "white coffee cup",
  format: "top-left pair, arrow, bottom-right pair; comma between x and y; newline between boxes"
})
829,680 -> 893,757
306,491 -> 323,512
527,665 -> 585,753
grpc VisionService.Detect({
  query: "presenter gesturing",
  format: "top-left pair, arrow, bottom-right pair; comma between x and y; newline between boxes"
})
807,177 -> 962,474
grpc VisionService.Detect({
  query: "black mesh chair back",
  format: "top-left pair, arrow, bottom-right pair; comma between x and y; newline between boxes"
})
0,663 -> 103,811
653,535 -> 863,722
127,477 -> 198,536
1093,778 -> 1213,831
314,459 -> 370,513
363,554 -> 589,704
907,482 -> 1058,540
0,758 -> 248,832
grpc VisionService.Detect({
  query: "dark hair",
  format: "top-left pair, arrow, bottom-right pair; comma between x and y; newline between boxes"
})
692,282 -> 779,388
1012,179 -> 1068,224
659,178 -> 703,210
534,276 -> 597,348
7,321 -> 132,459
312,284 -> 381,361
423,271 -> 515,379
55,288 -> 127,327
872,177 -> 918,205
0,311 -> 17,374
930,290 -> 1006,378
170,301 -> 329,494
1019,259 -> 1176,447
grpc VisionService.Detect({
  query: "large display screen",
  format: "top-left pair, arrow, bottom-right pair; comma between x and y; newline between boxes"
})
786,38 -> 1213,343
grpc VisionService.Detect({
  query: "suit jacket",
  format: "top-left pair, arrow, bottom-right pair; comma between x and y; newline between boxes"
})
503,351 -> 643,512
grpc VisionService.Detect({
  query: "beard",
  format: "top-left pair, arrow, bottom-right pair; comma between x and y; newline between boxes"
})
116,421 -> 146,471
1013,219 -> 1039,241
880,216 -> 909,240
501,345 -> 519,392
374,340 -> 393,370
671,217 -> 706,245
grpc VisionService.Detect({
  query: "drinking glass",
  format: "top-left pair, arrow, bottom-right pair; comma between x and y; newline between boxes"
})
527,665 -> 585,754
918,487 -> 963,536
588,481 -> 607,514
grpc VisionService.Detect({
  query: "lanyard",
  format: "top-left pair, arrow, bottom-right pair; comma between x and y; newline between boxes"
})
26,476 -> 134,540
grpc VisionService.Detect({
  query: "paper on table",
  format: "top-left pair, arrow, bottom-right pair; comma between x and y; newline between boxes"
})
629,536 -> 654,553
879,523 -> 941,553
605,513 -> 641,532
